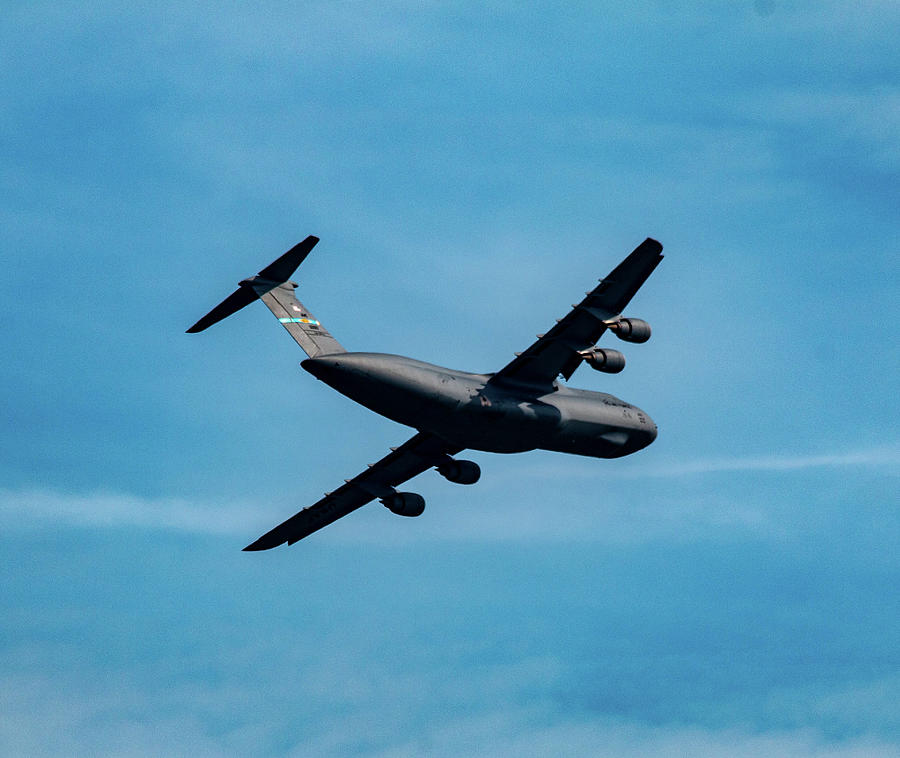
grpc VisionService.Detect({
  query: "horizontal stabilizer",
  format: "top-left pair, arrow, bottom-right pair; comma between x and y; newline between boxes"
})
185,236 -> 320,333
257,235 -> 319,283
186,286 -> 257,333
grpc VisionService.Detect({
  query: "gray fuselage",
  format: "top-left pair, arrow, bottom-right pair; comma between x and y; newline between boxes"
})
303,352 -> 657,459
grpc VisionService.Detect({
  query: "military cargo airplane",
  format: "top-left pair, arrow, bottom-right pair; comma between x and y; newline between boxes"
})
188,236 -> 663,550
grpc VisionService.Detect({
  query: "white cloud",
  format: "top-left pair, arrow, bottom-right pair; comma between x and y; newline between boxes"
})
0,672 -> 228,758
1,445 -> 895,546
2,669 -> 897,758
477,445 -> 900,487
0,489 -> 259,537
626,446 -> 900,477
373,718 -> 900,758
733,87 -> 900,169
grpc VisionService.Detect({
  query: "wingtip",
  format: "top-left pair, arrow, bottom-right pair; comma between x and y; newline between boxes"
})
242,534 -> 285,551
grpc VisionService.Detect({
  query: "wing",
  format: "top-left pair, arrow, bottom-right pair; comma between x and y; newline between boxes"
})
491,238 -> 663,389
243,432 -> 463,550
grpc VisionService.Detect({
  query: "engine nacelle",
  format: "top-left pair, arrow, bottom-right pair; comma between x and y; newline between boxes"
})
609,317 -> 651,344
382,491 -> 426,517
437,459 -> 481,485
581,347 -> 626,373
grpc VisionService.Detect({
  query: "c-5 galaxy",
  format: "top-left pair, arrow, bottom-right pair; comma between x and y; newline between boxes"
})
188,236 -> 663,550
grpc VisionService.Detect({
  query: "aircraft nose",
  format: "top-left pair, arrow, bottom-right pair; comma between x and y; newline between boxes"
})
629,408 -> 657,451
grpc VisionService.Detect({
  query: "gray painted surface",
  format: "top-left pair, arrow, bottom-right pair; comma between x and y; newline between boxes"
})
188,237 -> 664,550
302,352 -> 656,458
256,282 -> 345,358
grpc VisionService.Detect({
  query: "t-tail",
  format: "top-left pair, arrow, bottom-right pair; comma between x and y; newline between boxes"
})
186,236 -> 345,358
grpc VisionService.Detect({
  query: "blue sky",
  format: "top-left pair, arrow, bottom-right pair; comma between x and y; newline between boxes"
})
2,2 -> 898,755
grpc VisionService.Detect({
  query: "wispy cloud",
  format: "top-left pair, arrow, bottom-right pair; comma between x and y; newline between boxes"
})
732,86 -> 900,170
0,489 -> 259,537
2,668 -> 897,758
373,717 -> 900,758
637,446 -> 900,477
1,445 -> 896,546
486,445 -> 900,483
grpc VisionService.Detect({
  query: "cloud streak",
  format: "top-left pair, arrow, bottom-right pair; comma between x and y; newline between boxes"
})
2,445 -> 896,543
2,669 -> 897,758
0,489 -> 256,537
485,445 -> 900,484
634,446 -> 900,477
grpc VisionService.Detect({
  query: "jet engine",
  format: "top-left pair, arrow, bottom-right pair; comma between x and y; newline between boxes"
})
437,459 -> 481,485
608,317 -> 651,343
581,347 -> 626,373
381,491 -> 426,517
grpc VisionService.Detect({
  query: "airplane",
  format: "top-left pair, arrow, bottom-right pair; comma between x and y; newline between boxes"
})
187,235 -> 663,550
